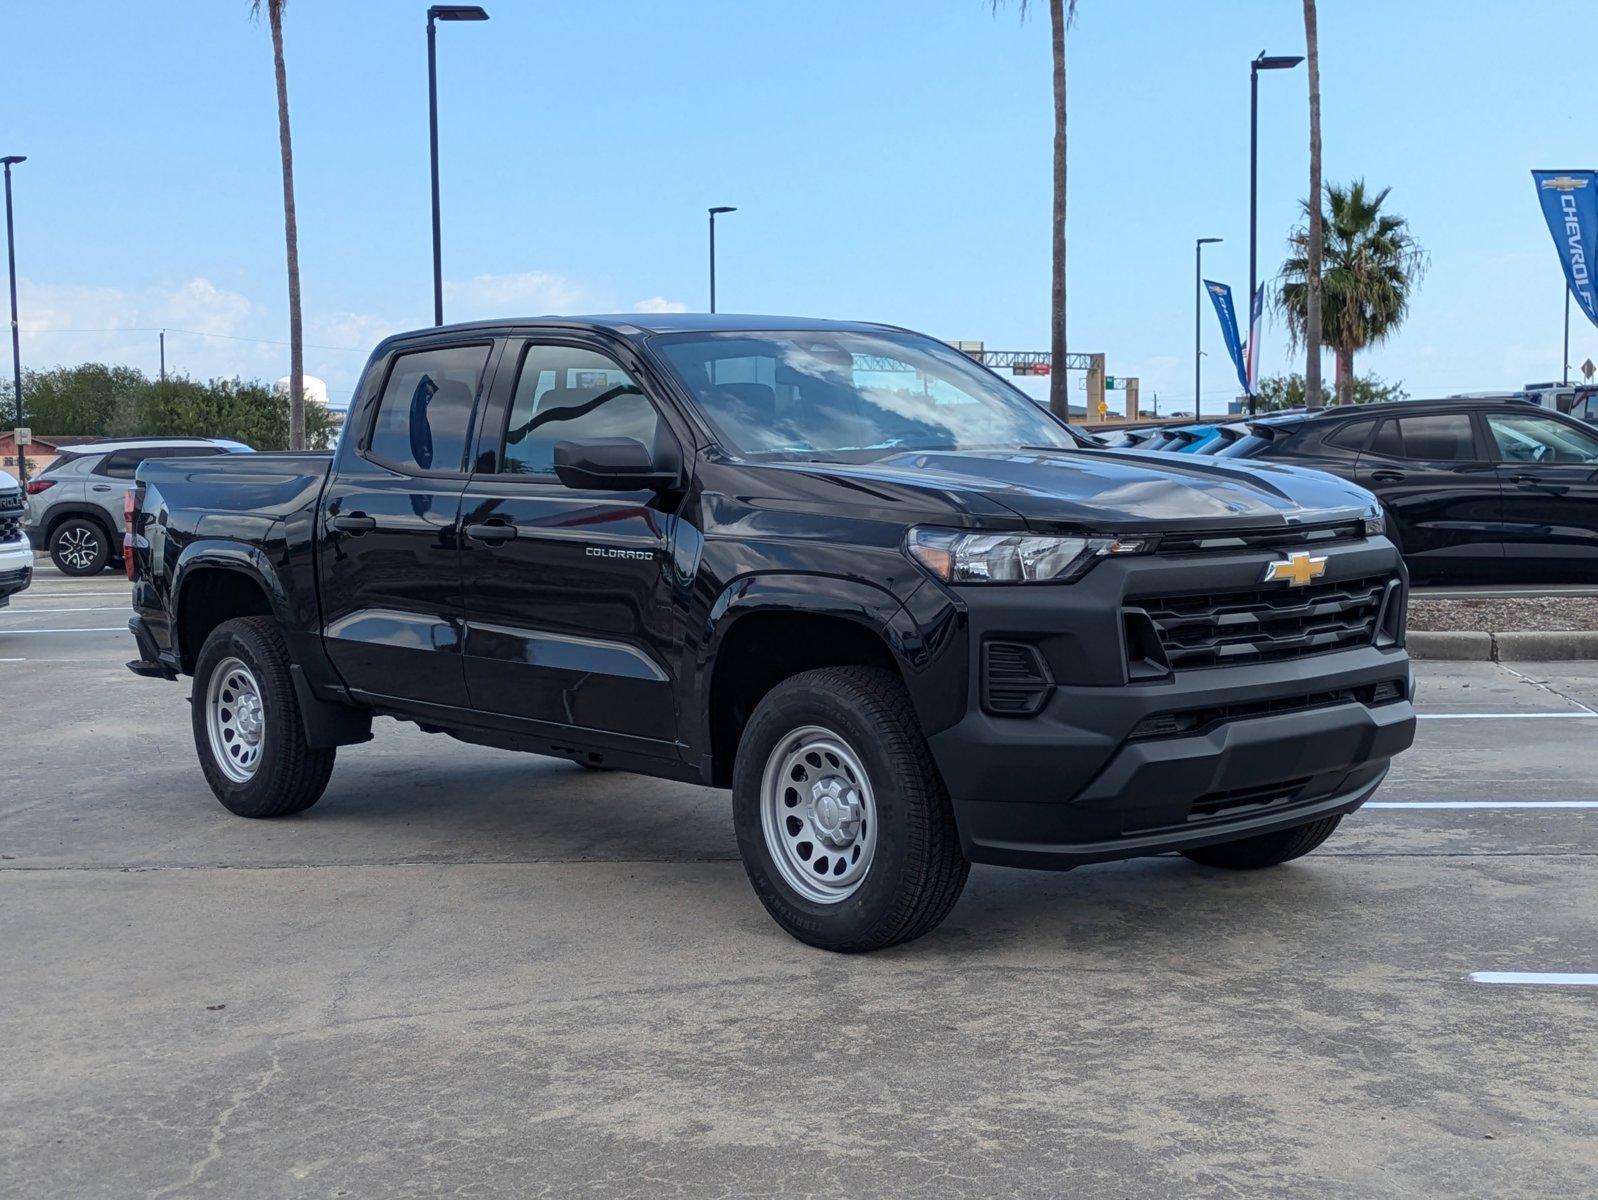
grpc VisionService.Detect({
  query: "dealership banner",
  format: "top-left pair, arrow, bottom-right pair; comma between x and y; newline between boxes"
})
1244,283 -> 1264,391
1532,170 -> 1598,328
1205,280 -> 1252,395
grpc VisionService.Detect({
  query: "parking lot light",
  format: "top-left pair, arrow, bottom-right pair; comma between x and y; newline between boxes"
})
3,154 -> 25,487
426,6 -> 490,326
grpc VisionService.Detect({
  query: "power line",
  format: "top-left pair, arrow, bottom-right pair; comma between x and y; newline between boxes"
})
22,325 -> 368,353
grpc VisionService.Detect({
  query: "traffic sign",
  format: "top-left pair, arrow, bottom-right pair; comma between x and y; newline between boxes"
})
1583,358 -> 1596,381
14,427 -> 30,446
1097,400 -> 1109,416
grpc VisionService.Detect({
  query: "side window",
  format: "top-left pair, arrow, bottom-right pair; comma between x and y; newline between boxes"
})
1323,419 -> 1374,452
97,450 -> 146,479
1486,413 -> 1598,465
1394,414 -> 1478,462
1367,420 -> 1402,459
366,344 -> 490,474
498,344 -> 658,477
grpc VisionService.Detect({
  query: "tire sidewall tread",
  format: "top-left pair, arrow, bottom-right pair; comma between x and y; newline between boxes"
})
191,616 -> 335,818
733,666 -> 968,952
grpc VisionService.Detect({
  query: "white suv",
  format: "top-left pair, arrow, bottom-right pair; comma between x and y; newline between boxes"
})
1,468 -> 32,606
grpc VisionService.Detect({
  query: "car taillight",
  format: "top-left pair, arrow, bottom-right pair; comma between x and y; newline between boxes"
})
124,490 -> 137,581
25,479 -> 54,495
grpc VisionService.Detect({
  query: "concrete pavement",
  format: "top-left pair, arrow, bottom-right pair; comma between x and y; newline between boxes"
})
3,557 -> 1596,1198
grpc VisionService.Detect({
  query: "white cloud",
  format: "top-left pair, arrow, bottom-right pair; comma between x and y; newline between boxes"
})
443,270 -> 593,318
633,296 -> 688,314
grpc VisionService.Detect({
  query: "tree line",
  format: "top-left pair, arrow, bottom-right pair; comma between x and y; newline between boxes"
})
2,363 -> 339,450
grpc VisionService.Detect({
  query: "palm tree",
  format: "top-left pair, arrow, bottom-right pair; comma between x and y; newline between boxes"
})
1278,181 -> 1427,405
251,0 -> 305,450
990,0 -> 1078,418
1301,0 -> 1323,406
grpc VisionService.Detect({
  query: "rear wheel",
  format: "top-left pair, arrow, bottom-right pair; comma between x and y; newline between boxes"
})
50,518 -> 109,576
1180,814 -> 1342,870
191,617 -> 335,818
732,666 -> 968,952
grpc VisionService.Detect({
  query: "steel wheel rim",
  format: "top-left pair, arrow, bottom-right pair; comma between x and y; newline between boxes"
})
58,526 -> 99,570
206,657 -> 266,783
760,724 -> 878,904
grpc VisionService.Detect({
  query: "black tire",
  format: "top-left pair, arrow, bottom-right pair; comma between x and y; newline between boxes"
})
50,518 -> 110,576
191,616 -> 335,818
732,666 -> 969,953
1180,814 -> 1342,870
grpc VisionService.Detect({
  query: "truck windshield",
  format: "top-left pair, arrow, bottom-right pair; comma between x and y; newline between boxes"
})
652,331 -> 1076,461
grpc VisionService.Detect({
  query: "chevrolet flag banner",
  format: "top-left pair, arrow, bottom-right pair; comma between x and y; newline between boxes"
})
1533,170 -> 1598,328
1244,283 -> 1265,391
1204,280 -> 1252,395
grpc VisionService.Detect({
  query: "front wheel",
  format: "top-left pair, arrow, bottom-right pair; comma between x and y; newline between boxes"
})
732,666 -> 969,952
191,616 -> 336,818
1180,814 -> 1342,870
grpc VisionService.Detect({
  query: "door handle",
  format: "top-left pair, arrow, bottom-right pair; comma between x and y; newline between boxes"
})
92,484 -> 112,492
329,511 -> 377,534
464,521 -> 518,544
1370,470 -> 1406,483
1509,474 -> 1540,485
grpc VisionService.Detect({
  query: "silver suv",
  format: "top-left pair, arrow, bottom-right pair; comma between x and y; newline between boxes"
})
25,438 -> 252,575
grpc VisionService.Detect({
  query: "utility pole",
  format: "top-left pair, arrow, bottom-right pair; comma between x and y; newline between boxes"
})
3,155 -> 26,487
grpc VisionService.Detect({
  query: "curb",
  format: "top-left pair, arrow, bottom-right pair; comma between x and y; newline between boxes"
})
1408,630 -> 1598,662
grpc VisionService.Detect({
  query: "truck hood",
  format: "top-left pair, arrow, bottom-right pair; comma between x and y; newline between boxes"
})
786,447 -> 1375,531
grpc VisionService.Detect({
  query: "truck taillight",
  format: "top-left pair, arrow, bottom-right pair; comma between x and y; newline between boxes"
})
124,490 -> 137,581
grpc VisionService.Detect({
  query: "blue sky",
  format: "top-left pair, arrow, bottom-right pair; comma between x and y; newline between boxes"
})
6,0 -> 1595,411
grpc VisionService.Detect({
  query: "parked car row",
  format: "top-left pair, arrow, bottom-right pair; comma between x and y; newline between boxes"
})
22,437 -> 252,575
1101,399 -> 1598,583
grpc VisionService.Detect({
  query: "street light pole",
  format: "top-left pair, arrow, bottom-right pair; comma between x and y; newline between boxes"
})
708,206 -> 736,313
427,5 -> 489,327
1564,286 -> 1572,386
1248,51 -> 1304,415
3,154 -> 25,488
1195,237 -> 1222,420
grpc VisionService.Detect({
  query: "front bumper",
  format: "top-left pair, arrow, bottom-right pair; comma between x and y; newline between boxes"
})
921,533 -> 1416,869
0,540 -> 33,605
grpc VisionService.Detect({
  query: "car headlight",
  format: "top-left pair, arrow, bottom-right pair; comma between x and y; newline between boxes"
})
1363,505 -> 1385,537
906,527 -> 1151,584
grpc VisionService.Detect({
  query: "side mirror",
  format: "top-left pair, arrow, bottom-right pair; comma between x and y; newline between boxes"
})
553,437 -> 678,492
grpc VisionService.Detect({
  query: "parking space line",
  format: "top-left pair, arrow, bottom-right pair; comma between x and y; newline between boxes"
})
1368,801 -> 1598,809
1,606 -> 131,615
0,627 -> 128,635
1416,712 -> 1598,720
1471,972 -> 1598,987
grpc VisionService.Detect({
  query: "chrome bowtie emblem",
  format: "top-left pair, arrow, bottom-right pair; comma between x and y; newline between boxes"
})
1263,551 -> 1328,588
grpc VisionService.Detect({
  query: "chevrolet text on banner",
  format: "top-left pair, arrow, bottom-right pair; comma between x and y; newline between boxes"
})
1532,170 -> 1598,328
1205,280 -> 1252,396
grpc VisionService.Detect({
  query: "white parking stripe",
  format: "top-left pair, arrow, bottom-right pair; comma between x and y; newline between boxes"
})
1417,712 -> 1598,720
1,606 -> 131,614
0,627 -> 128,635
1367,801 -> 1598,809
1471,972 -> 1598,987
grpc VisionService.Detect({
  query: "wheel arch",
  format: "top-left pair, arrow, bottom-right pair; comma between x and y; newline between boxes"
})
171,544 -> 293,674
696,574 -> 928,787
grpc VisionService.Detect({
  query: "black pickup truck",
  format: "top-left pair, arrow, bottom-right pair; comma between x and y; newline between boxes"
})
129,315 -> 1416,951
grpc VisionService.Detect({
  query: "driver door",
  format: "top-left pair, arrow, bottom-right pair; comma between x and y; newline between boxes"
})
457,337 -> 686,748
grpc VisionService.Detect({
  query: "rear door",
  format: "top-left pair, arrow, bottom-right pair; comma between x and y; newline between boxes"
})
456,335 -> 685,747
318,340 -> 496,709
1481,408 -> 1598,575
1355,411 -> 1503,575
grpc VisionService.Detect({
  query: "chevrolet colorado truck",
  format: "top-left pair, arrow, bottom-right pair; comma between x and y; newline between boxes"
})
128,315 -> 1416,951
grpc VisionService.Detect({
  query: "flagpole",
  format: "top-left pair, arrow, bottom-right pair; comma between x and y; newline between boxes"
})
1565,286 -> 1572,387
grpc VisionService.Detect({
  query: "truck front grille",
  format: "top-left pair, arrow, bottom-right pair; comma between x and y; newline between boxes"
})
1131,574 -> 1395,670
0,491 -> 22,543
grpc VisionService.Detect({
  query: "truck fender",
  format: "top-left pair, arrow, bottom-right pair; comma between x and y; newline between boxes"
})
171,541 -> 372,750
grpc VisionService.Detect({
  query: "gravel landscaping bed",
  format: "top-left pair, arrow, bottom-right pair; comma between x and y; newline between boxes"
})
1408,594 -> 1598,633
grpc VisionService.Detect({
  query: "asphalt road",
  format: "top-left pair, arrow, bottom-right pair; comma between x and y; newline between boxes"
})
3,556 -> 1596,1198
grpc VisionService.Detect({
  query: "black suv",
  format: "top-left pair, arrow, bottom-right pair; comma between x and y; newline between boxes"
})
1218,400 -> 1598,582
129,315 -> 1415,951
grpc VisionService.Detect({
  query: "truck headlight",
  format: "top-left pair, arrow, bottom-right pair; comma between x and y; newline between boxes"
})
906,527 -> 1151,584
1363,505 -> 1385,537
